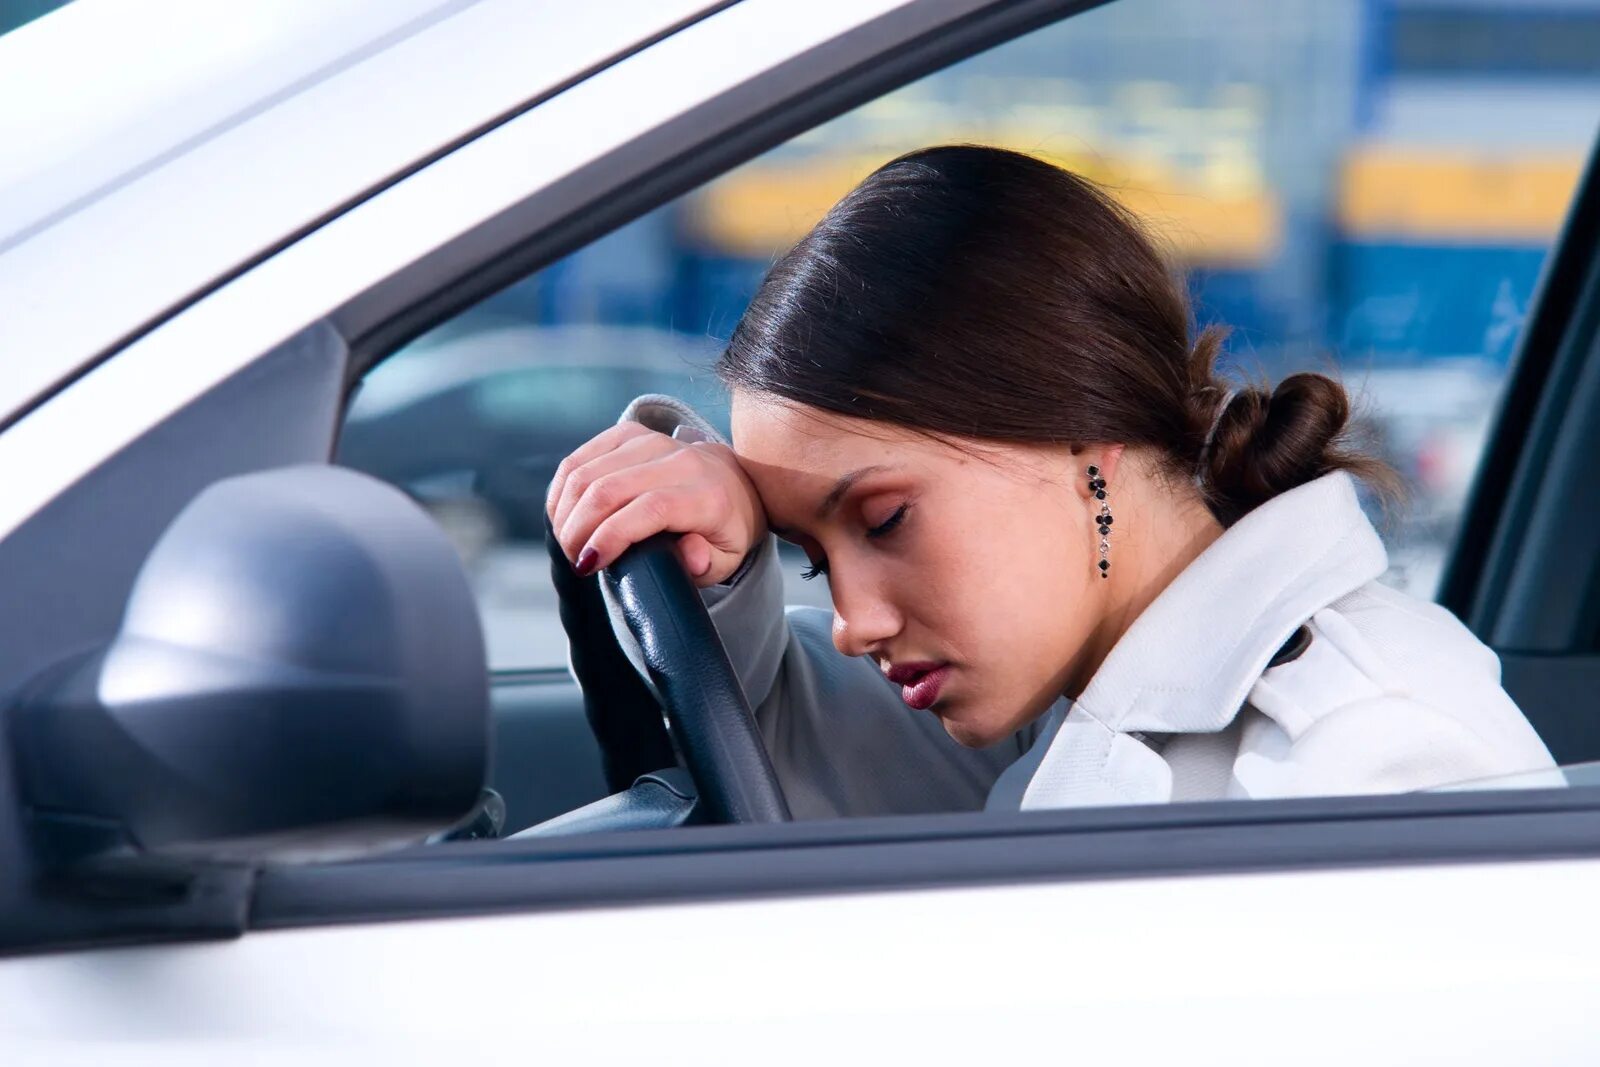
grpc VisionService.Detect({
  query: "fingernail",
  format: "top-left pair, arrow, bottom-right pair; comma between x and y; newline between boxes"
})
574,547 -> 599,576
671,425 -> 712,444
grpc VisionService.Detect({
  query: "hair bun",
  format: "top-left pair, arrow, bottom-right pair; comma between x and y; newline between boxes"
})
1198,372 -> 1363,526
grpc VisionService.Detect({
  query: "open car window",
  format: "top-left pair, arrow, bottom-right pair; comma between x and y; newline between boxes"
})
340,0 -> 1600,677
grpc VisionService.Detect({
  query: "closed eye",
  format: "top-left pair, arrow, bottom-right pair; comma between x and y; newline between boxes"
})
867,503 -> 908,539
799,504 -> 906,580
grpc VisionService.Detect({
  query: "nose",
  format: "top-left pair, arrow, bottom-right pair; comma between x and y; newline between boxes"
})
828,565 -> 902,659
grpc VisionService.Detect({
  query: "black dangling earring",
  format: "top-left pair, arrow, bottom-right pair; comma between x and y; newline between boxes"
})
1088,465 -> 1112,578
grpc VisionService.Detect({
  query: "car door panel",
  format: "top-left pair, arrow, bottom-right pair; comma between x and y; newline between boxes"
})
5,853 -> 1598,1062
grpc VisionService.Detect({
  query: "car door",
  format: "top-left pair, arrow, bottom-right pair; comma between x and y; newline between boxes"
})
6,1 -> 1600,1063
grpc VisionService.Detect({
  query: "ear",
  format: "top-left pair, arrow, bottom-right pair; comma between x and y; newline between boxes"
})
1074,444 -> 1126,501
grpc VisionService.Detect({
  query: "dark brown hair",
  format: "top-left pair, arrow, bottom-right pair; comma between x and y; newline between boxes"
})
718,144 -> 1390,526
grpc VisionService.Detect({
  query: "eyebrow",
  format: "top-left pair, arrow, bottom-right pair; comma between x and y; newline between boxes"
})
817,465 -> 890,520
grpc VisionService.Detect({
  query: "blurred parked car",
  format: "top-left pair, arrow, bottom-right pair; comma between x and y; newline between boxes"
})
339,317 -> 832,669
339,319 -> 728,543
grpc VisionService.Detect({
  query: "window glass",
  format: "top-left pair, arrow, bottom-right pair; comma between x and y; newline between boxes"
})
340,0 -> 1599,671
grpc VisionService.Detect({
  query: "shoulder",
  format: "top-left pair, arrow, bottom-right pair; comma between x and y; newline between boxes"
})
1237,581 -> 1554,796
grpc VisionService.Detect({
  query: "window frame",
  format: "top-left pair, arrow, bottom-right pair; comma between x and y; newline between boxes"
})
255,786 -> 1600,930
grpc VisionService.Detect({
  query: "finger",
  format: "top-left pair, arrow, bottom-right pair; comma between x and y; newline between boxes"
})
676,532 -> 713,579
545,421 -> 658,518
546,421 -> 659,523
551,430 -> 680,538
552,430 -> 680,538
556,448 -> 707,564
575,487 -> 715,576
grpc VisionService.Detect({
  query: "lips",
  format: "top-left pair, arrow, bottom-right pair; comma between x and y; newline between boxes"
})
884,661 -> 952,711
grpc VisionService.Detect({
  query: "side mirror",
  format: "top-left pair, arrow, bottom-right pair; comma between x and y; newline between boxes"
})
6,465 -> 489,864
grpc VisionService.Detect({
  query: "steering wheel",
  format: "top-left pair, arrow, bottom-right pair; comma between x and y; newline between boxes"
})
602,534 -> 791,824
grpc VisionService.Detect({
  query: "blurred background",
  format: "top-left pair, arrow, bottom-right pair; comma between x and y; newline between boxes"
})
12,0 -> 1593,670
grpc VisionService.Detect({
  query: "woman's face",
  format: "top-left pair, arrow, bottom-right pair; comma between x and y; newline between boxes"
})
731,392 -> 1109,747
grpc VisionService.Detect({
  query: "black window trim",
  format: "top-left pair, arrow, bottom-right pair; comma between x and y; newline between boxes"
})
252,786 -> 1600,932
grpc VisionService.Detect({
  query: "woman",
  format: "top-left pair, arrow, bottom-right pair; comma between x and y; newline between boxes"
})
545,144 -> 1555,818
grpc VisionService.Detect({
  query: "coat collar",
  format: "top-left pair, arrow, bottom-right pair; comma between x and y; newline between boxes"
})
1017,471 -> 1388,810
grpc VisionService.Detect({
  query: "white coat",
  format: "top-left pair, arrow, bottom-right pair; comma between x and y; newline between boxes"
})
600,396 -> 1557,819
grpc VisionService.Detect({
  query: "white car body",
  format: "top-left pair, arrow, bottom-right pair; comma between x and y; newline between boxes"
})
2,1 -> 1597,1062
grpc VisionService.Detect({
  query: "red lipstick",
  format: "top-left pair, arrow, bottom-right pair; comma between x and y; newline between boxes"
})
885,661 -> 952,710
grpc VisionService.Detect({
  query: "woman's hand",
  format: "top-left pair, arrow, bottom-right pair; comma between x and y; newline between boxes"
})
546,422 -> 767,587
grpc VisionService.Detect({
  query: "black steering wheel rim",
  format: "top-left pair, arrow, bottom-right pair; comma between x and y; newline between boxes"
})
602,534 -> 791,823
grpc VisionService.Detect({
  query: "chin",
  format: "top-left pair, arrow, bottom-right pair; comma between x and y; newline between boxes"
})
935,709 -> 1011,750
935,687 -> 1054,749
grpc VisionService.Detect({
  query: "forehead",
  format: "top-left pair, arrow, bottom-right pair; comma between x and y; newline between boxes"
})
730,393 -> 918,475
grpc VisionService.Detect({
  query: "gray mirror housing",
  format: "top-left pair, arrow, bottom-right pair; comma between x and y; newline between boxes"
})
8,465 -> 489,863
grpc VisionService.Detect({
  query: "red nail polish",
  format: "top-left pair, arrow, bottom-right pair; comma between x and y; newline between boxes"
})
574,547 -> 599,576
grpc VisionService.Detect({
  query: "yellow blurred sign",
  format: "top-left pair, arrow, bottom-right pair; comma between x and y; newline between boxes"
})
687,145 -> 1280,268
1340,147 -> 1584,243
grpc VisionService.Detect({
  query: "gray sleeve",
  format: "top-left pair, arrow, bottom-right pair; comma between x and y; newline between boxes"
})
596,393 -> 1030,819
698,531 -> 789,711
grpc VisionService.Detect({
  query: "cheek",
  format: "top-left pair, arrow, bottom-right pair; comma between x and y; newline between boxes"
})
922,483 -> 1096,727
897,481 -> 1089,657
968,514 -> 1089,661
